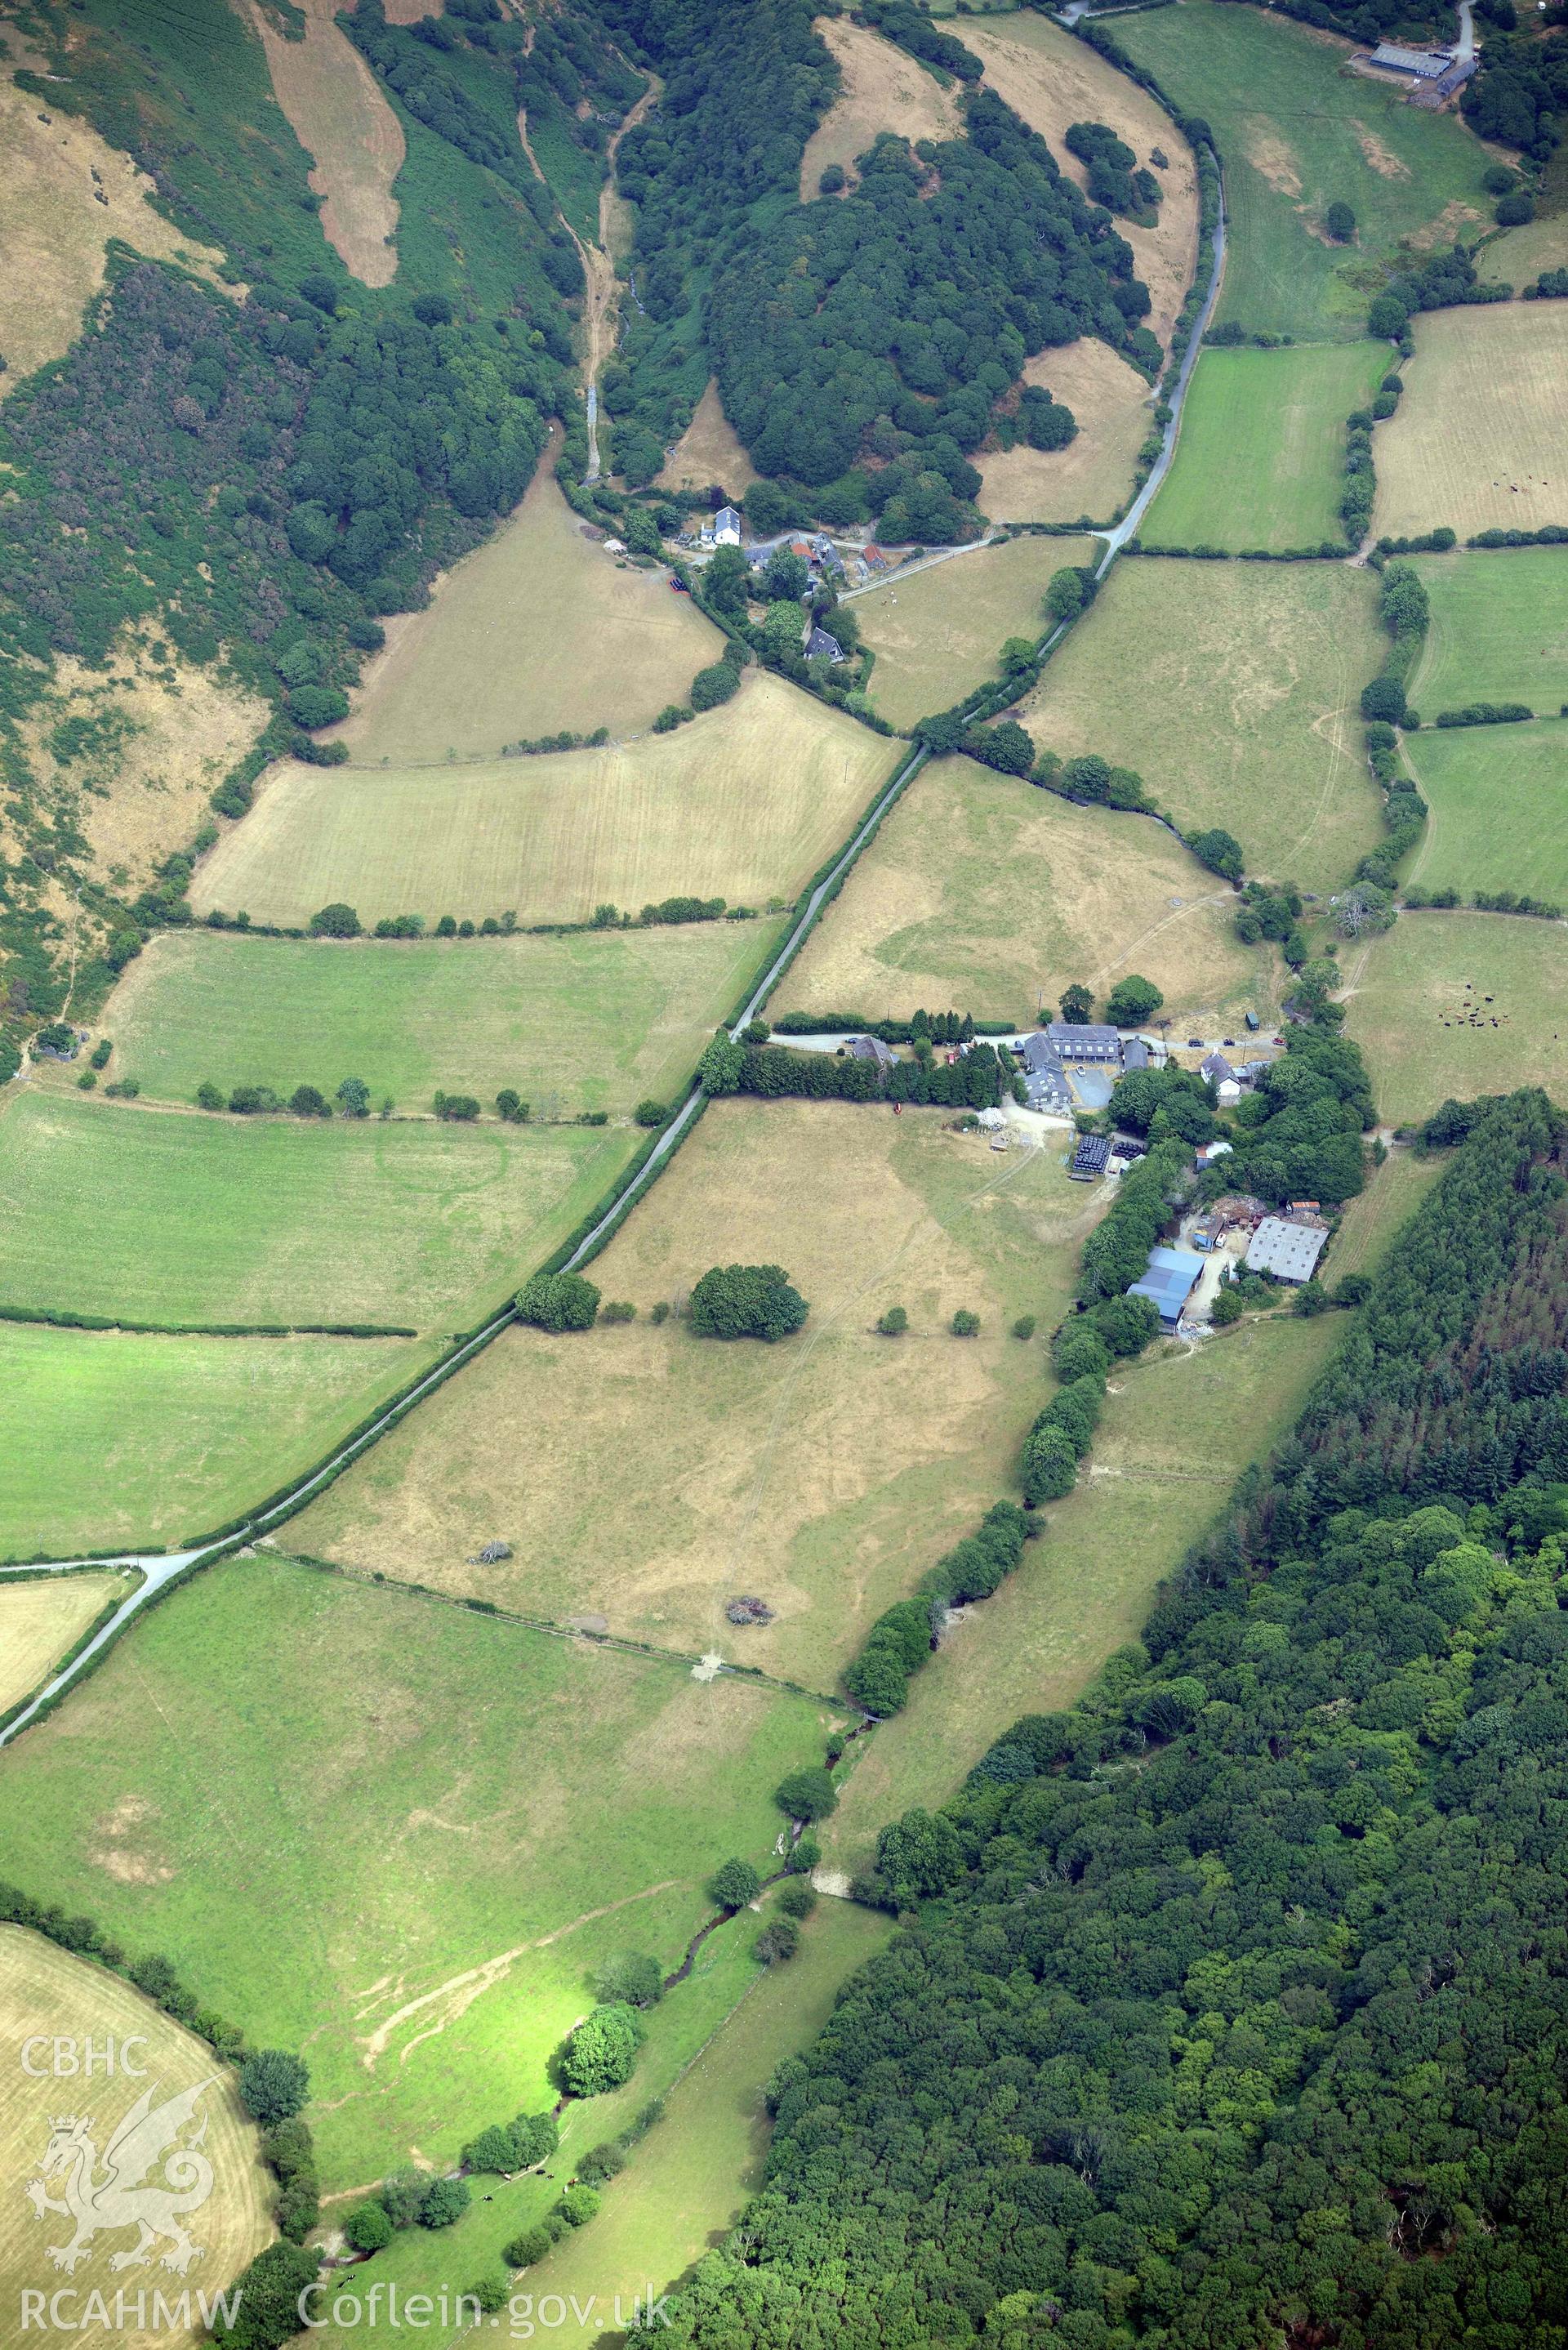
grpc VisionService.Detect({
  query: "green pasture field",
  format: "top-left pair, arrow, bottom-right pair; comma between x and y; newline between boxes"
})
103,920 -> 782,1116
0,1555 -> 836,2186
1408,551 -> 1568,712
824,1309 -> 1346,1873
523,85 -> 605,244
0,1323 -> 438,1559
0,1090 -> 631,1334
1343,911 -> 1568,1128
1402,720 -> 1568,904
292,1100 -> 1098,1691
1113,1 -> 1493,341
192,673 -> 898,931
1019,556 -> 1383,893
1144,344 -> 1384,550
304,1901 -> 893,2349
853,535 -> 1096,729
1477,204 -> 1568,288
776,752 -> 1276,1033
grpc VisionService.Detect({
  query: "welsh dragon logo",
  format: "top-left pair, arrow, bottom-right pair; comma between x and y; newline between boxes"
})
24,2077 -> 217,2276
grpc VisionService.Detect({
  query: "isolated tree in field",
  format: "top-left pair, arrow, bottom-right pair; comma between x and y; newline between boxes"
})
309,902 -> 360,939
1332,882 -> 1396,939
1059,983 -> 1094,1023
708,1857 -> 762,1910
951,1309 -> 981,1337
289,1084 -> 332,1118
595,1951 -> 665,2009
495,1089 -> 528,1122
1104,974 -> 1164,1027
634,1098 -> 667,1126
1325,200 -> 1356,242
336,1076 -> 370,1117
515,1271 -> 600,1331
775,1765 -> 839,1822
755,1917 -> 800,1965
876,1305 -> 908,1336
196,1081 -> 224,1111
689,1262 -> 808,1341
561,2003 -> 644,2096
344,2200 -> 394,2254
238,2049 -> 310,2126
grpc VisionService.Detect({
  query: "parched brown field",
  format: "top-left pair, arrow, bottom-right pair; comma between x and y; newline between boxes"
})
978,342 -> 1152,525
0,1929 -> 274,2350
656,380 -> 760,500
0,1571 -> 136,1718
1019,558 -> 1383,894
246,0 -> 403,287
292,1100 -> 1101,1688
777,752 -> 1275,1031
853,534 -> 1098,729
194,671 -> 898,927
799,16 -> 963,197
337,444 -> 723,763
19,642 -> 269,899
0,50 -> 228,392
1373,305 -> 1568,541
963,13 -> 1199,347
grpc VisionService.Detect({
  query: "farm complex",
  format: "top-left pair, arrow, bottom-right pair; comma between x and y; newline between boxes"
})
1,0 -> 1566,2343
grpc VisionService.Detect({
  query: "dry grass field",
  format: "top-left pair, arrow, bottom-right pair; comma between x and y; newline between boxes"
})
978,343 -> 1152,525
19,640 -> 268,902
1373,305 -> 1568,541
336,445 -> 722,763
853,535 -> 1097,729
1019,558 -> 1383,894
823,1311 -> 1346,1871
1343,912 -> 1568,1129
0,38 -> 227,393
292,1100 -> 1101,1688
0,1572 -> 136,1716
777,753 -> 1276,1031
245,0 -> 403,285
656,380 -> 760,500
0,1929 -> 274,2350
963,14 -> 1199,348
799,17 -> 962,197
194,671 -> 898,927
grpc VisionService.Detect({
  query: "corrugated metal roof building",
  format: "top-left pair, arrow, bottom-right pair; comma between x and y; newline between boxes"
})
1128,1244 -> 1205,1328
1245,1217 -> 1329,1282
